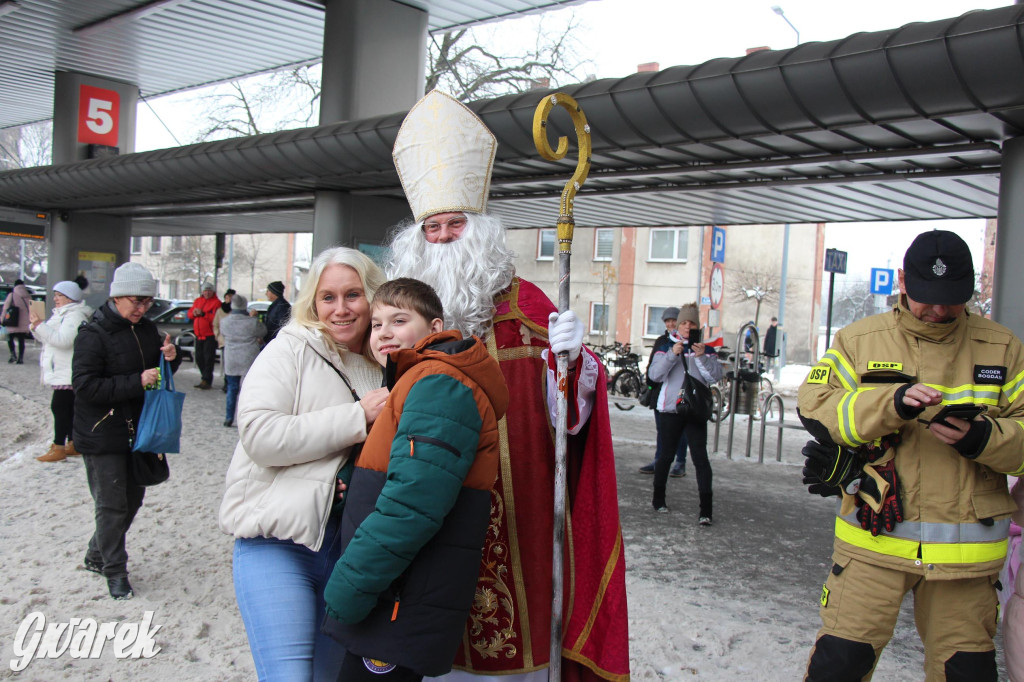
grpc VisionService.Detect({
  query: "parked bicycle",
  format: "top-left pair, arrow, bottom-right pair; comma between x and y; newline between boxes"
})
591,341 -> 643,411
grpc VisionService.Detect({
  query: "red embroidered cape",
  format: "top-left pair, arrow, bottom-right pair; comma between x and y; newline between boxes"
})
451,278 -> 630,682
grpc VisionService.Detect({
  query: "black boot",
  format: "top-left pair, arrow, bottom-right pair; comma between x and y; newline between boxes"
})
699,492 -> 713,526
7,353 -> 14,364
107,575 -> 133,600
653,485 -> 668,513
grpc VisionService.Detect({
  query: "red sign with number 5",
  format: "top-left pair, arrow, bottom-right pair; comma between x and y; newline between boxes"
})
77,85 -> 120,146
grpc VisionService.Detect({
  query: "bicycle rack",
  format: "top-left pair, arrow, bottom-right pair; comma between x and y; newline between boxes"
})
726,322 -> 760,460
712,384 -> 723,452
758,393 -> 786,463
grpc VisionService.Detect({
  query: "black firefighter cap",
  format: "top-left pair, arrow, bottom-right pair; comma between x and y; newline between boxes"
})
902,230 -> 974,305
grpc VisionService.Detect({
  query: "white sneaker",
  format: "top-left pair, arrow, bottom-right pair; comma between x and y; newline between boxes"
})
699,516 -> 712,526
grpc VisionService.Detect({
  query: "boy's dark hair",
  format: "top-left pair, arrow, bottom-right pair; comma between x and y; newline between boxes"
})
372,278 -> 444,323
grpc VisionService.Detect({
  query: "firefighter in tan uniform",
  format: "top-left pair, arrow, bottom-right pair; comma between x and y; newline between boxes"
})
797,230 -> 1024,681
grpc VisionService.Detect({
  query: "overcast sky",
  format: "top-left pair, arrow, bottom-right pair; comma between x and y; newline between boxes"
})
572,0 -> 1007,77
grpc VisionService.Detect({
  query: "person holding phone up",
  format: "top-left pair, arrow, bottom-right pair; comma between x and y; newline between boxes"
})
647,302 -> 722,524
797,230 -> 1024,682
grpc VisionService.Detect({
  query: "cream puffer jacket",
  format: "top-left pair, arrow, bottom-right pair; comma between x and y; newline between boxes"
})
31,301 -> 92,386
218,323 -> 384,551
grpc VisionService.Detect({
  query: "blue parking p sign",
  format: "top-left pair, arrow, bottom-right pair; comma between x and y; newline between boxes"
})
870,268 -> 894,296
711,226 -> 726,264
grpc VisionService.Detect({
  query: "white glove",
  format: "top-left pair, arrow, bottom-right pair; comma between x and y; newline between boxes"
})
548,311 -> 584,363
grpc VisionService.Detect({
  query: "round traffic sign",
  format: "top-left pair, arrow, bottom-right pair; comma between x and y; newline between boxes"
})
709,263 -> 724,310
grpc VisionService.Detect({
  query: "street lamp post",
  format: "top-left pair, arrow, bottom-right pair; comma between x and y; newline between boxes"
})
771,5 -> 800,45
771,5 -> 798,377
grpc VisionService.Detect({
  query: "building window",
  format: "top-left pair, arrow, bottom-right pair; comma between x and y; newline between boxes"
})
649,227 -> 688,261
594,228 -> 614,261
537,229 -> 555,260
130,236 -> 143,255
168,280 -> 178,299
169,236 -> 183,253
590,302 -> 609,335
150,236 -> 161,254
645,306 -> 671,337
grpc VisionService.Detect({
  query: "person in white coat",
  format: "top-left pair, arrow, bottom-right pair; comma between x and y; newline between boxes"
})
219,246 -> 389,682
29,278 -> 92,463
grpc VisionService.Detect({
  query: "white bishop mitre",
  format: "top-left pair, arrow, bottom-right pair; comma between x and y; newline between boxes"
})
393,90 -> 498,222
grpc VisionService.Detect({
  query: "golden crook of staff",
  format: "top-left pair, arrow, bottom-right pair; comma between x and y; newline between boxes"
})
532,93 -> 592,253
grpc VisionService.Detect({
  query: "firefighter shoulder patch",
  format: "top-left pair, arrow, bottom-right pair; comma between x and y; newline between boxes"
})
807,367 -> 830,384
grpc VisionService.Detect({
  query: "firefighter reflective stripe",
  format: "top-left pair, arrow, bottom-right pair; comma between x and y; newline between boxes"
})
925,540 -> 1009,565
835,516 -> 1010,565
837,388 -> 877,448
1005,368 -> 1024,403
923,382 -> 1001,406
821,349 -> 857,391
838,511 -> 1010,543
835,516 -> 919,559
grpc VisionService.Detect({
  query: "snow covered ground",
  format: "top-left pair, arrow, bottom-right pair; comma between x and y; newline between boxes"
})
0,352 -> 1007,679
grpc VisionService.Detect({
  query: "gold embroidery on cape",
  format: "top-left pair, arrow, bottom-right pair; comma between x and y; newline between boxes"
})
493,278 -> 550,337
495,345 -> 546,363
462,333 -> 533,666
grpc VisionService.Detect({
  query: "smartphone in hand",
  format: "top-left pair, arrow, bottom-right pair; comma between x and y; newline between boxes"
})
688,327 -> 703,346
920,404 -> 985,428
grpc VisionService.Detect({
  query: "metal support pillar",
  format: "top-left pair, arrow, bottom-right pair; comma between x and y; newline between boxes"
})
48,72 -> 138,295
314,0 -> 427,251
995,136 -> 1024,339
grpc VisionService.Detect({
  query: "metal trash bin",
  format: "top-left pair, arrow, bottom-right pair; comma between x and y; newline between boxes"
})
733,369 -> 760,415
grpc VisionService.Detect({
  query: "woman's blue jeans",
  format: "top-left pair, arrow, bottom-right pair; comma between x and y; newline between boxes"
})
233,512 -> 345,681
225,375 -> 241,422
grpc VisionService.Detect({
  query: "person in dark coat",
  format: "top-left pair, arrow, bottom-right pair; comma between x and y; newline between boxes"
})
2,279 -> 33,364
763,316 -> 779,370
72,262 -> 181,600
263,280 -> 290,343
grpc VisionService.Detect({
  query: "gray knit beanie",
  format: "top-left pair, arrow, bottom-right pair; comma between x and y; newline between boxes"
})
678,303 -> 700,325
662,306 -> 680,322
231,294 -> 248,311
109,262 -> 158,298
52,280 -> 84,302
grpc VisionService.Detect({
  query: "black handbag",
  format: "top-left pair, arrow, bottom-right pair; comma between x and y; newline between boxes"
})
676,368 -> 714,423
2,306 -> 19,327
130,451 -> 170,486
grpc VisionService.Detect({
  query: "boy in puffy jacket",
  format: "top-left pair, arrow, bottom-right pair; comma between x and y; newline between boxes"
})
322,278 -> 508,682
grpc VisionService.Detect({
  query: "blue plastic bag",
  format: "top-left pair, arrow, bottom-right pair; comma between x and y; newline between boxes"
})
133,356 -> 185,454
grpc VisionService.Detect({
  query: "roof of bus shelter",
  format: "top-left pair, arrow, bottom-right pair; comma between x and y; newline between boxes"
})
1,4 -> 1023,233
0,0 -> 593,129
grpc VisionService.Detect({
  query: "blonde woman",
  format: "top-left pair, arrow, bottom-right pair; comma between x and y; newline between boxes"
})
219,246 -> 388,682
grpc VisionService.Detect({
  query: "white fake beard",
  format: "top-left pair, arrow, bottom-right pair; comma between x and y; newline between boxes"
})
386,213 -> 515,339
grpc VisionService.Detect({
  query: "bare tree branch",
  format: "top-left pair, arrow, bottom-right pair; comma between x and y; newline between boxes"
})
427,12 -> 592,102
729,267 -> 781,327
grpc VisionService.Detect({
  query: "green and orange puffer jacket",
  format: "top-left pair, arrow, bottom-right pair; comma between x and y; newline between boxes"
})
322,330 -> 508,677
